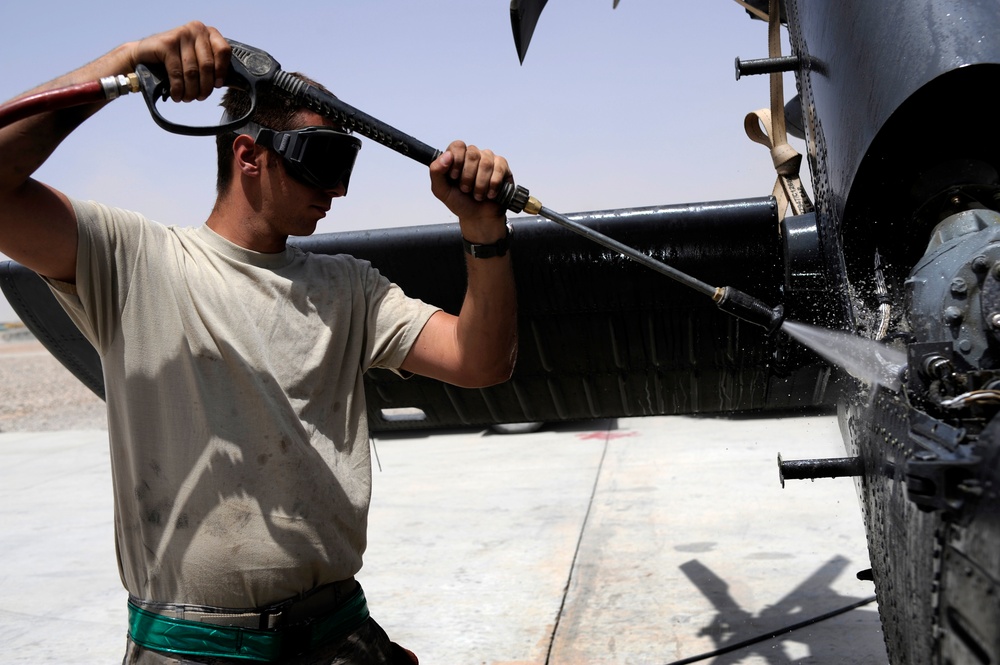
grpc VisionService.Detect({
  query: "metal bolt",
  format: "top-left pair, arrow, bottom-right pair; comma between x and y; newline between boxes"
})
922,354 -> 953,380
992,312 -> 1000,330
950,278 -> 968,295
735,55 -> 801,80
992,262 -> 1000,280
972,255 -> 990,273
958,480 -> 984,496
944,306 -> 963,324
777,454 -> 862,488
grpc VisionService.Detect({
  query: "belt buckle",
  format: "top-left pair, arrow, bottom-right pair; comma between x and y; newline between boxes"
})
260,596 -> 296,630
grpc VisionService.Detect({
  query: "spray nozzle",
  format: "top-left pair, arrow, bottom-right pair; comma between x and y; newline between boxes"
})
714,286 -> 785,335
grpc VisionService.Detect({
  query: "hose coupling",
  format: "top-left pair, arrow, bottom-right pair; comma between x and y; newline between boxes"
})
100,73 -> 140,101
714,286 -> 785,335
496,182 -> 540,215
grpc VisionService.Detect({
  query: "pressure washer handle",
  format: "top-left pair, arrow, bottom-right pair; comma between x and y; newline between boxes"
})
133,39 -> 283,136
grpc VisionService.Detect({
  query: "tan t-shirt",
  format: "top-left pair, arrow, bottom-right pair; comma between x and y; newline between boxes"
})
46,198 -> 439,607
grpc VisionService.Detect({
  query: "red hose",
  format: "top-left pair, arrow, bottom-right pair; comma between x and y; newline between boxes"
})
0,80 -> 106,130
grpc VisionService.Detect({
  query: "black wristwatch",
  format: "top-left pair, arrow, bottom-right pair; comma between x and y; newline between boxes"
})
462,222 -> 513,259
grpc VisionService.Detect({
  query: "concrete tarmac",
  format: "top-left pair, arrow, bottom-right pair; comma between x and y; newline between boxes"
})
0,414 -> 888,664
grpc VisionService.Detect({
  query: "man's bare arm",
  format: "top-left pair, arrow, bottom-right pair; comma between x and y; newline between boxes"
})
0,21 -> 230,282
400,141 -> 518,388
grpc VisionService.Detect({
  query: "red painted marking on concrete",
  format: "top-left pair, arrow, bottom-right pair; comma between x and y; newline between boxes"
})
575,431 -> 639,441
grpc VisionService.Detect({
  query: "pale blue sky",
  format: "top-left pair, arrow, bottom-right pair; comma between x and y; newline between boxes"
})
0,1 -> 798,323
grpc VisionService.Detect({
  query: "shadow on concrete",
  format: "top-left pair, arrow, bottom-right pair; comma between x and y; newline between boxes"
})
675,555 -> 881,664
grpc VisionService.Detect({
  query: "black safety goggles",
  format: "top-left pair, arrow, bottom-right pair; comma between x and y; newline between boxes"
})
253,125 -> 362,193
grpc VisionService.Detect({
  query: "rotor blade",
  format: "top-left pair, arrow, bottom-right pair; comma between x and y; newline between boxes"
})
510,0 -> 549,64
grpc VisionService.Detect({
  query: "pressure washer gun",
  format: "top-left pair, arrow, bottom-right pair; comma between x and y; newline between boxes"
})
0,39 -> 784,335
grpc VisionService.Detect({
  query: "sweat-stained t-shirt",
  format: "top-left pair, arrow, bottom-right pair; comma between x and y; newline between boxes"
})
45,198 -> 439,608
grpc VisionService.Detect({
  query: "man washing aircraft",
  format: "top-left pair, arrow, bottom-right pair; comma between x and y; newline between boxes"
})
0,20 -> 517,664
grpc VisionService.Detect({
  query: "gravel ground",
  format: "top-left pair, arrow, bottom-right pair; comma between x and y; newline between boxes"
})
0,340 -> 107,431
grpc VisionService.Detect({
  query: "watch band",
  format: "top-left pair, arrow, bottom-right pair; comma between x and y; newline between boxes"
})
462,222 -> 512,259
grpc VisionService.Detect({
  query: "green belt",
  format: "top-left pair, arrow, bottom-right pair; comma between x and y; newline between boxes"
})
127,586 -> 370,662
